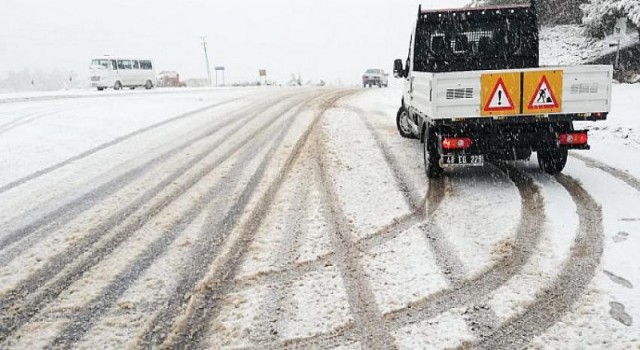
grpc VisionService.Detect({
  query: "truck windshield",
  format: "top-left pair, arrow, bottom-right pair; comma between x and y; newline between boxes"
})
414,9 -> 538,73
366,69 -> 381,74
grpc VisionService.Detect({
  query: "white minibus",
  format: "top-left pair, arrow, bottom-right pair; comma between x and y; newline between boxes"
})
89,56 -> 156,91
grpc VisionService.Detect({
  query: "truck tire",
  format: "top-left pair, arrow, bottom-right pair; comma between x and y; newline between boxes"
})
423,126 -> 444,178
537,149 -> 568,175
396,107 -> 417,139
145,80 -> 153,90
114,81 -> 122,90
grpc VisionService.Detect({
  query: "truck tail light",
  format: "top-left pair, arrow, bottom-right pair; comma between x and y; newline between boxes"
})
559,132 -> 588,146
442,137 -> 472,150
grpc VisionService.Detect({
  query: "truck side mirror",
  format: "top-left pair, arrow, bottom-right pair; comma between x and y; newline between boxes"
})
393,59 -> 405,78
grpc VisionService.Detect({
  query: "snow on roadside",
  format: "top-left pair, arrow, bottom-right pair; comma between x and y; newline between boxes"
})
540,25 -> 639,67
575,83 -> 640,178
531,160 -> 640,349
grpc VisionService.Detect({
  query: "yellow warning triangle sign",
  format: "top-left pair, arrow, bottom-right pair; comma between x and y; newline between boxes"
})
528,75 -> 559,109
484,78 -> 515,112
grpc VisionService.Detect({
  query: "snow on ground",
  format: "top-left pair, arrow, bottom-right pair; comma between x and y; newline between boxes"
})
393,310 -> 475,350
529,159 -> 640,349
0,88 -> 260,185
576,83 -> 640,178
1,79 -> 639,349
484,166 -> 579,322
322,108 -> 411,241
434,167 -> 521,279
0,86 -> 262,104
362,227 -> 449,314
204,285 -> 270,349
342,90 -> 428,204
540,25 -> 639,66
280,266 -> 353,340
347,85 -> 640,348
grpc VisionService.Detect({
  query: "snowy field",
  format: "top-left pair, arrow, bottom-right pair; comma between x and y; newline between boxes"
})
540,25 -> 639,66
0,86 -> 638,349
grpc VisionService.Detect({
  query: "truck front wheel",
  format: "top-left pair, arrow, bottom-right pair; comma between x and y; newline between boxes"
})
396,107 -> 417,139
537,149 -> 568,175
423,126 -> 444,179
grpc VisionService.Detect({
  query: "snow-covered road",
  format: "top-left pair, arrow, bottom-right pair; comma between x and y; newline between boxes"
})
0,86 -> 638,349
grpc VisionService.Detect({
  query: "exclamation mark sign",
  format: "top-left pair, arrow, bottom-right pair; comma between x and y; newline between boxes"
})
498,90 -> 503,106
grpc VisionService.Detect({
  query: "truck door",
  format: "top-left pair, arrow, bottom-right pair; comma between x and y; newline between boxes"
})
403,30 -> 415,113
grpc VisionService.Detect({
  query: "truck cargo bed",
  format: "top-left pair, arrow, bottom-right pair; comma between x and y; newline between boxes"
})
411,65 -> 612,121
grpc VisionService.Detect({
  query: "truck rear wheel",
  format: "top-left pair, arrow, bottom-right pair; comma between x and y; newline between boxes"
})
537,149 -> 568,175
396,107 -> 417,139
423,126 -> 443,179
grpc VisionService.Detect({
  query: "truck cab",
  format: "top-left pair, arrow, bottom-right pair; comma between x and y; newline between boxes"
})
393,3 -> 612,178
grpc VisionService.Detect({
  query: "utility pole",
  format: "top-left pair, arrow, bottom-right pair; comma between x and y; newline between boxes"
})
201,36 -> 212,86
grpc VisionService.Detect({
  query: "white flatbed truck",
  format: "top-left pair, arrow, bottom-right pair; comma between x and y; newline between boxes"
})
393,2 -> 613,178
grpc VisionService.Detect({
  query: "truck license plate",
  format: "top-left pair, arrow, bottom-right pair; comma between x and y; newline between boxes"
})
443,154 -> 484,167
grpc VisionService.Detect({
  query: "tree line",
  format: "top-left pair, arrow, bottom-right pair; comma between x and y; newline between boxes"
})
471,0 -> 640,38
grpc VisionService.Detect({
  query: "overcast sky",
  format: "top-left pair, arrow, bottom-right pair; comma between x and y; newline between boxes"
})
0,0 -> 467,85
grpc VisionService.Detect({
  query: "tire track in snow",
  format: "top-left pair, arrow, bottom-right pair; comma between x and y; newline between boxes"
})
135,92 -> 328,349
248,152 -> 312,348
232,105 -> 449,350
350,106 -> 446,251
0,95 -> 289,264
471,173 -> 604,350
0,97 -> 245,195
229,105 -> 543,349
0,111 -> 46,133
0,110 -> 44,129
45,103 -> 297,349
571,153 -> 640,192
155,91 -> 355,350
0,108 -> 70,136
384,163 -> 545,330
357,107 -> 468,282
312,129 -> 395,350
0,94 -> 303,342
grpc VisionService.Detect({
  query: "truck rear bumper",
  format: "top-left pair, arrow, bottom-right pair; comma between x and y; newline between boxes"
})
435,122 -> 590,162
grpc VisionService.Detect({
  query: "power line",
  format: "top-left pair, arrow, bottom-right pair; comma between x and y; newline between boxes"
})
201,36 -> 212,86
